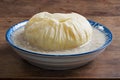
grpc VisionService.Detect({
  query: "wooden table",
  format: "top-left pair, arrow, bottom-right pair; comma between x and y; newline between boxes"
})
0,0 -> 120,79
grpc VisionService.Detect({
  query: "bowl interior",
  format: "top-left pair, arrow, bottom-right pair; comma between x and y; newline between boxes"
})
6,20 -> 112,56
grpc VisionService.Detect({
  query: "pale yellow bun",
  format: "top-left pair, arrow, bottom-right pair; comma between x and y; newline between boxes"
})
24,12 -> 93,51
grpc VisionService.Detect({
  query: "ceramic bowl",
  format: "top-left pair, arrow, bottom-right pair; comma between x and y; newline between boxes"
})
6,20 -> 112,70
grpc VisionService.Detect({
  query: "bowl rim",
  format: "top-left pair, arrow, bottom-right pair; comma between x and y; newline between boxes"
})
5,20 -> 113,57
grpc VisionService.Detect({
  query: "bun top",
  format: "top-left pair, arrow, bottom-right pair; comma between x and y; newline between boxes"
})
24,12 -> 93,51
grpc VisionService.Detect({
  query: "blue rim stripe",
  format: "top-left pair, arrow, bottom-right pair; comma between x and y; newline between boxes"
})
5,20 -> 112,57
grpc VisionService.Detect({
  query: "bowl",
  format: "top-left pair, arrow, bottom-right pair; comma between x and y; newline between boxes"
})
6,20 -> 112,70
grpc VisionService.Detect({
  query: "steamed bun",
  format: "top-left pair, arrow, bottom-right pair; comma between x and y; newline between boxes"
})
24,12 -> 93,51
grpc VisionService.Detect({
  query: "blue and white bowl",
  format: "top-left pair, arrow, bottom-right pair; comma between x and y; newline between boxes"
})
6,20 -> 112,70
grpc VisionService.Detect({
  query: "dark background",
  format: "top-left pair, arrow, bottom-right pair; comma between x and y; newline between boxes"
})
0,0 -> 120,79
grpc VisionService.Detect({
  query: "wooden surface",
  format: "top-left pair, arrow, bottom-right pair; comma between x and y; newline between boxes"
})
0,0 -> 120,79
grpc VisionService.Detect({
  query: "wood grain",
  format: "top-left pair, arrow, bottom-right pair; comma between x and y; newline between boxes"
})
0,0 -> 120,79
0,0 -> 120,17
0,16 -> 120,79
